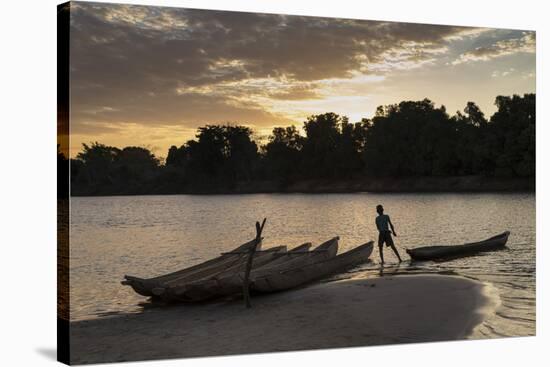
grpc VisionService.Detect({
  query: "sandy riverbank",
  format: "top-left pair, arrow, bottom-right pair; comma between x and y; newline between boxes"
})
70,275 -> 494,365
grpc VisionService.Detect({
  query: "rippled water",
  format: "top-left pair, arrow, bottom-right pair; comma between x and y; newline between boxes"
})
69,193 -> 535,338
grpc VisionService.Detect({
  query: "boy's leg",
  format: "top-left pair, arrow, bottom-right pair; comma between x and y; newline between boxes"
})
385,233 -> 402,262
378,233 -> 385,264
390,244 -> 403,262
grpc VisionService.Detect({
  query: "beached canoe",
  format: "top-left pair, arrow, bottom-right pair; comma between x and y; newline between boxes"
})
132,243 -> 310,300
154,237 -> 340,302
122,238 -> 268,297
406,231 -> 510,261
251,241 -> 374,293
157,244 -> 295,290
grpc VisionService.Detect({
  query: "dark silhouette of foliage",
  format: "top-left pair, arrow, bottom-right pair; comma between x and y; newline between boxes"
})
488,94 -> 535,177
363,99 -> 459,176
301,113 -> 341,178
113,146 -> 160,183
263,126 -> 304,182
71,142 -> 160,195
299,113 -> 367,178
69,94 -> 535,195
165,145 -> 185,167
159,125 -> 258,189
76,142 -> 120,185
337,119 -> 368,175
452,102 -> 490,174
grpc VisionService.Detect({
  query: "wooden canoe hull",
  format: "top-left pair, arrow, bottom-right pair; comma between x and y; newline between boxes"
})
253,238 -> 337,273
121,238 -> 264,297
252,241 -> 374,293
123,254 -> 248,297
247,242 -> 312,269
157,245 -> 289,291
152,245 -> 291,300
406,231 -> 510,261
145,243 -> 310,297
143,247 -> 287,298
158,238 -> 340,302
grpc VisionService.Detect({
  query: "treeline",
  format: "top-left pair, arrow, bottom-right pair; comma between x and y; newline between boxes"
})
63,94 -> 535,196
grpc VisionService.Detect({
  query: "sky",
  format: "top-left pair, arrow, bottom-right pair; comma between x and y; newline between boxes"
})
64,1 -> 536,158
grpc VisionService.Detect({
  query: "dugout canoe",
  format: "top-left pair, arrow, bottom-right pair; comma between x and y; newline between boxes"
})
251,240 -> 374,293
253,239 -> 335,272
157,244 -> 301,290
124,245 -> 289,298
122,238 -> 266,297
406,231 -> 510,261
136,243 -> 311,298
154,237 -> 340,302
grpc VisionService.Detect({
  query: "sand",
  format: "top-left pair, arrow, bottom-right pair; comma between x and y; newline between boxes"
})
70,275 -> 493,364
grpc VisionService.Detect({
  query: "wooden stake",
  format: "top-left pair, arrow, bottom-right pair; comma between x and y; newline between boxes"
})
243,218 -> 266,308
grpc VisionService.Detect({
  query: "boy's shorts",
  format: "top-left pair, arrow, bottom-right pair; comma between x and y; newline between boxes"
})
378,231 -> 394,247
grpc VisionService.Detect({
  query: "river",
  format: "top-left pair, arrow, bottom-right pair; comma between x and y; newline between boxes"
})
69,192 -> 535,338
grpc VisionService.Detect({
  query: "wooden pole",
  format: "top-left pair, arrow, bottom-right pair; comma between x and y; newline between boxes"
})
243,218 -> 266,308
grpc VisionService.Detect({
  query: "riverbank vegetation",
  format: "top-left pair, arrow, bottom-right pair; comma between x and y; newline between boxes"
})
60,93 -> 535,196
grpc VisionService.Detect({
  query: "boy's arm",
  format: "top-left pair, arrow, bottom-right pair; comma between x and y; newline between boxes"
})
389,217 -> 397,236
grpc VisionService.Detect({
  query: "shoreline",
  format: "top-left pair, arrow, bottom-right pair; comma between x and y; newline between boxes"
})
70,274 -> 494,364
70,176 -> 534,197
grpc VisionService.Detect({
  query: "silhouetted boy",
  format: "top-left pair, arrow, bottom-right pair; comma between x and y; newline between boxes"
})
375,204 -> 402,265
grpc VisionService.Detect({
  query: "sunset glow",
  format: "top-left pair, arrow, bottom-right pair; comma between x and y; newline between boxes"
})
66,2 -> 535,157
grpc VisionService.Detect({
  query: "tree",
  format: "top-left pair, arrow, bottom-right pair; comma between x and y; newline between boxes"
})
463,101 -> 488,127
301,113 -> 342,178
263,125 -> 304,181
452,102 -> 489,174
69,93 -> 535,195
488,94 -> 535,177
363,99 -> 458,176
335,118 -> 366,177
166,145 -> 182,166
75,142 -> 120,184
113,146 -> 160,183
183,125 -> 258,184
223,125 -> 259,182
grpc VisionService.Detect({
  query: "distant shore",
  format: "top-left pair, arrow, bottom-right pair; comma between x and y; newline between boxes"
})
70,275 -> 494,364
71,175 -> 534,196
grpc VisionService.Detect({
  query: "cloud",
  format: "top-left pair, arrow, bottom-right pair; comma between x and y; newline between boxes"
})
69,2 -> 528,155
491,68 -> 516,78
452,32 -> 535,65
268,86 -> 323,101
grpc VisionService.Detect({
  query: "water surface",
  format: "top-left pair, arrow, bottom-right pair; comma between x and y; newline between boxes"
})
69,193 -> 535,338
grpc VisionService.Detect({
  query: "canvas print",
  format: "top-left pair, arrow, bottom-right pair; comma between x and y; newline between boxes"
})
57,1 -> 536,365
